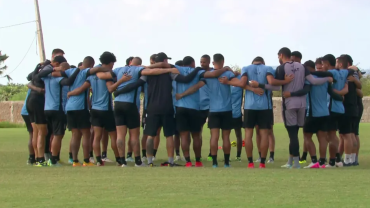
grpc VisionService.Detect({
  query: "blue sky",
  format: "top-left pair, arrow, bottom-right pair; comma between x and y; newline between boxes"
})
0,0 -> 369,84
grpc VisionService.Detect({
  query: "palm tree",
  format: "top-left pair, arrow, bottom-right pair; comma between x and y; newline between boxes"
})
0,51 -> 9,75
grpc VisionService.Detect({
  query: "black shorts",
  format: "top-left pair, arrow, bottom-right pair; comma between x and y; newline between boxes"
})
338,115 -> 357,135
303,116 -> 329,133
142,109 -> 147,128
114,102 -> 140,129
22,115 -> 33,133
231,116 -> 243,129
175,107 -> 202,133
269,109 -> 274,126
26,95 -> 47,124
44,110 -> 66,136
67,110 -> 91,130
90,109 -> 116,132
208,111 -> 233,130
327,112 -> 341,131
354,106 -> 363,136
243,109 -> 272,129
199,110 -> 209,126
144,114 -> 175,137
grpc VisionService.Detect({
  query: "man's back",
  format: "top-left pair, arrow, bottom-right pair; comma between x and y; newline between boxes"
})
306,77 -> 329,117
114,66 -> 144,103
65,68 -> 89,111
42,75 -> 64,111
328,69 -> 348,114
205,70 -> 235,112
87,75 -> 112,111
146,73 -> 174,115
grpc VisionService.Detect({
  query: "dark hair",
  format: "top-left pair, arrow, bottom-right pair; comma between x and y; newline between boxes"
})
252,56 -> 265,64
70,65 -> 76,68
150,54 -> 157,61
340,54 -> 353,66
183,56 -> 195,66
337,57 -> 348,69
83,56 -> 95,67
53,56 -> 67,64
78,62 -> 83,67
52,48 -> 65,56
201,54 -> 211,60
315,57 -> 322,65
291,51 -> 302,59
126,56 -> 134,66
213,53 -> 224,63
132,57 -> 142,65
99,52 -> 116,65
278,47 -> 291,58
304,60 -> 315,69
322,54 -> 336,67
175,60 -> 184,66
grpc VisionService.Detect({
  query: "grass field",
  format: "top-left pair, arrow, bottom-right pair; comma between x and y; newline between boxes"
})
1,123 -> 370,208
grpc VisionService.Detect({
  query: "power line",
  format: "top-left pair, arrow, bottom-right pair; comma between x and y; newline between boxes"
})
0,20 -> 36,29
3,33 -> 37,76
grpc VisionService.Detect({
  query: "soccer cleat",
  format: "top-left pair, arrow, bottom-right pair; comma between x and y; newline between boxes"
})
102,158 -> 113,163
320,165 -> 326,169
89,157 -> 95,164
27,158 -> 36,165
135,163 -> 147,167
235,157 -> 241,162
148,163 -> 155,167
292,164 -> 301,169
195,162 -> 203,167
152,156 -> 156,161
142,156 -> 147,162
267,158 -> 274,163
353,162 -> 359,166
121,164 -> 127,167
231,141 -> 237,147
175,155 -> 184,162
68,158 -> 73,164
44,153 -> 51,161
207,156 -> 212,161
96,161 -> 105,166
254,158 -> 261,163
212,164 -> 218,168
336,161 -> 343,168
343,163 -> 352,167
224,164 -> 230,168
185,162 -> 193,167
281,163 -> 292,168
248,163 -> 255,169
83,162 -> 95,167
299,160 -> 306,164
325,164 -> 336,168
73,162 -> 81,167
126,157 -> 134,162
304,162 -> 320,169
259,163 -> 266,169
35,161 -> 48,167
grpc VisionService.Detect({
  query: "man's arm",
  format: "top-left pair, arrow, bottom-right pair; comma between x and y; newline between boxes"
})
254,82 -> 281,91
244,85 -> 265,96
327,84 -> 344,101
283,84 -> 311,98
306,74 -> 332,85
106,75 -> 132,93
176,81 -> 205,100
310,71 -> 333,78
27,82 -> 44,94
113,77 -> 146,97
347,70 -> 362,89
67,82 -> 91,98
174,68 -> 202,83
96,72 -> 115,80
219,76 -> 247,88
145,62 -> 172,69
141,68 -> 179,76
356,89 -> 363,98
333,83 -> 348,96
201,67 -> 231,78
59,68 -> 80,86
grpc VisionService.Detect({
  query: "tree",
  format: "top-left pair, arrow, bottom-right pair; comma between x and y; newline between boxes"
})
231,65 -> 241,73
0,51 -> 9,76
0,83 -> 24,101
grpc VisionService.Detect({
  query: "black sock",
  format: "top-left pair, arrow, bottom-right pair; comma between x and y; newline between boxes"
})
208,152 -> 211,157
269,152 -> 275,160
248,157 -> 253,164
311,156 -> 318,163
84,158 -> 90,163
51,156 -> 58,164
142,149 -> 146,157
301,152 -> 307,161
30,154 -> 36,161
329,158 -> 335,166
258,152 -> 261,158
196,157 -> 201,162
319,158 -> 326,166
185,156 -> 191,162
116,157 -> 121,164
261,158 -> 266,164
73,159 -> 79,163
175,149 -> 180,156
57,152 -> 60,161
89,151 -> 93,158
69,152 -> 73,159
212,155 -> 217,165
135,156 -> 142,165
102,151 -> 107,158
236,151 -> 241,158
96,156 -> 102,163
224,154 -> 230,165
120,157 -> 127,165
40,157 -> 45,163
335,153 -> 341,162
127,152 -> 132,158
153,149 -> 157,157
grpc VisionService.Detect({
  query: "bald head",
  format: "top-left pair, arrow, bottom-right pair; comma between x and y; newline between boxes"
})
83,56 -> 95,68
131,57 -> 142,66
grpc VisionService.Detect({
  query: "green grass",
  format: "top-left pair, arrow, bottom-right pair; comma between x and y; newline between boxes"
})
1,124 -> 370,208
0,122 -> 25,128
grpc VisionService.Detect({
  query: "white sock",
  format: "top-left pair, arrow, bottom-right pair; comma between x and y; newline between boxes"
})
351,153 -> 356,163
344,154 -> 351,164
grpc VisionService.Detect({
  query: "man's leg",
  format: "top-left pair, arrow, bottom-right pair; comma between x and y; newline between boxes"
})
141,134 -> 148,160
44,122 -> 52,161
221,129 -> 231,167
300,131 -> 308,163
192,132 -> 202,166
71,129 -> 82,165
317,131 -> 328,167
81,128 -> 92,165
126,136 -> 133,162
49,112 -> 66,166
144,114 -> 161,166
283,109 -> 302,168
129,127 -> 143,166
303,132 -> 318,168
180,131 -> 191,165
268,128 -> 276,162
153,128 -> 161,159
89,126 -> 94,162
235,127 -> 242,161
255,126 -> 261,162
116,125 -> 128,166
101,129 -> 110,162
174,133 -> 181,160
210,128 -> 220,166
108,131 -> 120,166
68,137 -> 73,164
93,126 -> 103,165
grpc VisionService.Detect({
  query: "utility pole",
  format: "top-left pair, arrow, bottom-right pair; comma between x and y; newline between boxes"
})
34,0 -> 46,62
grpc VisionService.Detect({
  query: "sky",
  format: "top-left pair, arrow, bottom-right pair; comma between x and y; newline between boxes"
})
0,0 -> 369,84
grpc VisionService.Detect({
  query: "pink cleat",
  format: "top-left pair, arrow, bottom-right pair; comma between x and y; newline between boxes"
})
304,162 -> 320,169
185,162 -> 193,167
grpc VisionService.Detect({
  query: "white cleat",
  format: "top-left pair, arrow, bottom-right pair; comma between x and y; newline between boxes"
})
336,162 -> 343,168
135,163 -> 147,167
121,164 -> 127,167
102,158 -> 113,163
255,158 -> 261,163
126,157 -> 134,162
89,157 -> 95,164
175,156 -> 184,162
152,156 -> 156,161
281,163 -> 292,168
142,156 -> 147,162
267,158 -> 274,163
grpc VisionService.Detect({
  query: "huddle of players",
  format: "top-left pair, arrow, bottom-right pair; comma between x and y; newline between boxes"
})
21,46 -> 362,169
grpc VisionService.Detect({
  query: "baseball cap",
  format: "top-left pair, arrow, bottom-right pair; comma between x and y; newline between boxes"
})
155,52 -> 172,62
